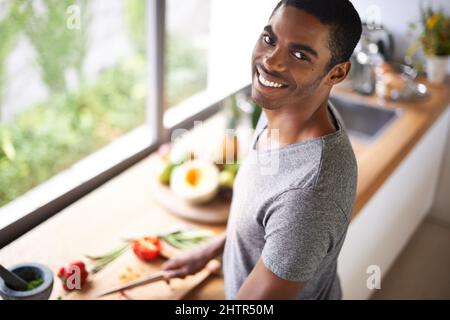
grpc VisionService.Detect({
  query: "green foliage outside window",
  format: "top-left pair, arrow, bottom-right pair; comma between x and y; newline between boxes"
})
0,0 -> 208,207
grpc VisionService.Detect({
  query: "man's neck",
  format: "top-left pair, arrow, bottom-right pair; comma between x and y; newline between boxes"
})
258,99 -> 337,150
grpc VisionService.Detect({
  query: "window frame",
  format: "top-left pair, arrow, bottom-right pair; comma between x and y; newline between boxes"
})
0,0 -> 165,247
0,0 -> 245,247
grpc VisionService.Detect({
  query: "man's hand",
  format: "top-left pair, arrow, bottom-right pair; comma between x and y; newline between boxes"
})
160,232 -> 226,280
236,258 -> 305,299
160,245 -> 212,279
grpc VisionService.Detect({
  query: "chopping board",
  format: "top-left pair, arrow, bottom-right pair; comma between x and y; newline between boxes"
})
148,157 -> 231,224
59,241 -> 221,300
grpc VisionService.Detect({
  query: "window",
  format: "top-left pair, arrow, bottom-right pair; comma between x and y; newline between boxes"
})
0,0 -> 275,246
165,0 -> 210,110
162,0 -> 273,129
0,0 -> 151,209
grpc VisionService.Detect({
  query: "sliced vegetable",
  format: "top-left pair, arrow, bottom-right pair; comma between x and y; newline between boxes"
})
132,237 -> 161,261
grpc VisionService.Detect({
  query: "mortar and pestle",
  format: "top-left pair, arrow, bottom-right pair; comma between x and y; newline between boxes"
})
0,263 -> 54,300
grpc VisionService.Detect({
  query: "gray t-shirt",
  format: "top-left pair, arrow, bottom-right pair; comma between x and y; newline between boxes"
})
222,102 -> 357,300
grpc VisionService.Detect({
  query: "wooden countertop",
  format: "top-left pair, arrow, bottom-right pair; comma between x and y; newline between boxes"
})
0,78 -> 448,300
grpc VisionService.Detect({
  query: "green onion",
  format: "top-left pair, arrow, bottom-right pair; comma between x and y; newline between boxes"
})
159,229 -> 213,250
85,242 -> 130,274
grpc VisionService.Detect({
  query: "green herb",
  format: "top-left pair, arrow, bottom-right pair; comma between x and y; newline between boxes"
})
85,242 -> 131,274
26,277 -> 44,290
159,229 -> 213,250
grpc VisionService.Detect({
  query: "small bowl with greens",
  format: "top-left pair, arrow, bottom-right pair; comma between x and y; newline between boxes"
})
0,263 -> 53,300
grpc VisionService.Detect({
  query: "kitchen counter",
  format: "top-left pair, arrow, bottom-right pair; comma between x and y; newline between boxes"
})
0,77 -> 448,300
332,78 -> 449,218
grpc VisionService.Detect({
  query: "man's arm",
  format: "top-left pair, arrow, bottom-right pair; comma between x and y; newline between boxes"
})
236,258 -> 305,299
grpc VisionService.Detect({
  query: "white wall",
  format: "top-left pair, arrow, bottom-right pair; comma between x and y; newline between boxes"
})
207,0 -> 279,96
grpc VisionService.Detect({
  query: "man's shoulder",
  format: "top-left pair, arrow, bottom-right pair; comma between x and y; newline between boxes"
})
312,133 -> 358,221
318,129 -> 357,180
284,131 -> 357,222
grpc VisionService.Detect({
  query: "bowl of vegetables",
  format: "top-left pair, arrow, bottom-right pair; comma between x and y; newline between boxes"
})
0,263 -> 54,300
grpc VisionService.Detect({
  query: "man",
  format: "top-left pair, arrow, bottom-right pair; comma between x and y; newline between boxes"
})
161,0 -> 362,299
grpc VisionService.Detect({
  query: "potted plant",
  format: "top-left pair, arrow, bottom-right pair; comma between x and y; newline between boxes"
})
407,5 -> 450,84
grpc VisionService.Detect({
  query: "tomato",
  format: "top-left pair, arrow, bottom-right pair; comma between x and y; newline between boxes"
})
132,237 -> 161,261
57,261 -> 89,291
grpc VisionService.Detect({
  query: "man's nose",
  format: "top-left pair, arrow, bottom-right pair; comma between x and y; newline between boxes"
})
263,47 -> 287,73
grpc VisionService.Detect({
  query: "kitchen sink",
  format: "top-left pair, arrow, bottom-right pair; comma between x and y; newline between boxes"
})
329,96 -> 402,143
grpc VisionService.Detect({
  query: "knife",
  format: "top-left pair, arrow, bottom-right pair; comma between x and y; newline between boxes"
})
96,270 -> 167,297
96,259 -> 221,298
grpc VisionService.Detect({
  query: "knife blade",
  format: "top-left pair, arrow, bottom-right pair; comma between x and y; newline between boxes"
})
96,270 -> 166,297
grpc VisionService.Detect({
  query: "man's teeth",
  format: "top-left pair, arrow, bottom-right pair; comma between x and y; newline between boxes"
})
258,73 -> 285,88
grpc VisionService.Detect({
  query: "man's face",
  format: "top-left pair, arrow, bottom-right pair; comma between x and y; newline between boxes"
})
251,5 -> 333,110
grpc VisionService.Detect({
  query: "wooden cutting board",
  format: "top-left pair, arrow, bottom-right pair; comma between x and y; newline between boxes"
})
59,241 -> 221,300
148,157 -> 231,224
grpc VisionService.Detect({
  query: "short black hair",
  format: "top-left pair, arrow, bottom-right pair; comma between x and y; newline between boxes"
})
271,0 -> 362,71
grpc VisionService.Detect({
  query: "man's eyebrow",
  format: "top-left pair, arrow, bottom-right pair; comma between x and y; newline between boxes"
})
290,43 -> 318,58
263,25 -> 276,39
263,25 -> 319,59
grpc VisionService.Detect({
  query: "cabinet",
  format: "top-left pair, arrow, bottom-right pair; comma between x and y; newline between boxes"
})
430,114 -> 450,224
338,106 -> 450,299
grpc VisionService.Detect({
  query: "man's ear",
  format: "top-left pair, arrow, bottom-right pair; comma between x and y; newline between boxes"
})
326,61 -> 351,86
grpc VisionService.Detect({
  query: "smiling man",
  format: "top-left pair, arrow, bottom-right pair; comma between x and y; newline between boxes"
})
162,0 -> 362,300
